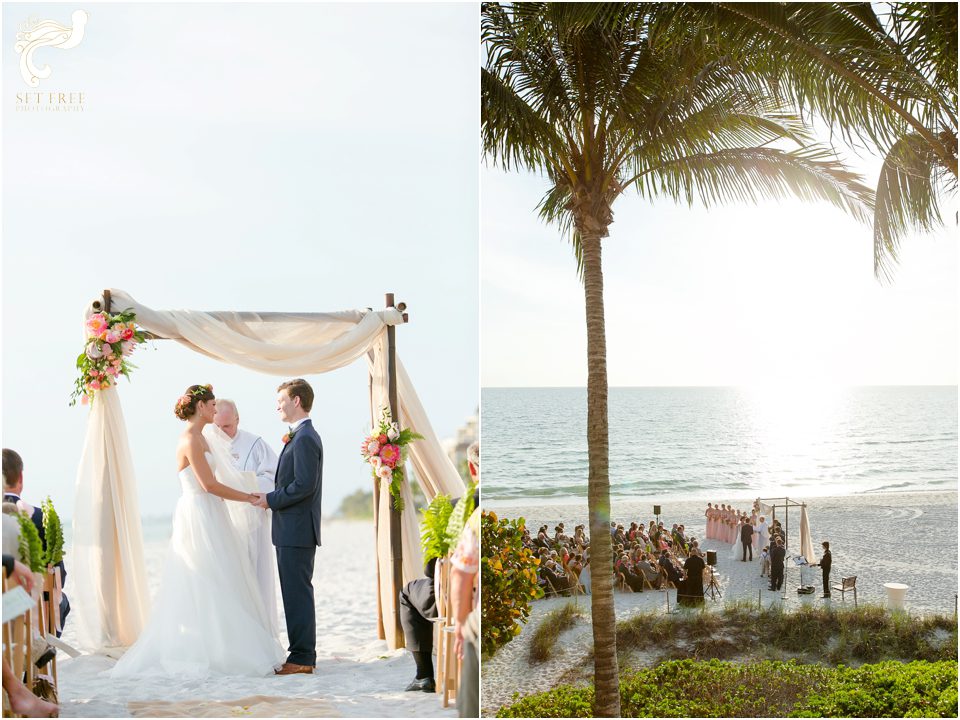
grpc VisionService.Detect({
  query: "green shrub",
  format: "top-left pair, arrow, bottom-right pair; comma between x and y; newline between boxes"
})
446,481 -> 476,546
793,661 -> 959,718
481,511 -> 543,656
497,659 -> 959,718
419,494 -> 454,563
41,496 -> 64,567
16,511 -> 44,572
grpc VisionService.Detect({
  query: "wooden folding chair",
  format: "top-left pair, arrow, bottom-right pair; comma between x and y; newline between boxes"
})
433,558 -> 460,708
2,573 -> 36,718
36,568 -> 61,687
566,568 -> 585,596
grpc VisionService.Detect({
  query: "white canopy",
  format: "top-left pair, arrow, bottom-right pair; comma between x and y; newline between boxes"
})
72,289 -> 465,651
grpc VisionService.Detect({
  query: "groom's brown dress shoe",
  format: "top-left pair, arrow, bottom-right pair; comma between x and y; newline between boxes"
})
275,662 -> 314,675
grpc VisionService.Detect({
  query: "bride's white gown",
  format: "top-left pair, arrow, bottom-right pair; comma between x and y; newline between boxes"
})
110,451 -> 284,677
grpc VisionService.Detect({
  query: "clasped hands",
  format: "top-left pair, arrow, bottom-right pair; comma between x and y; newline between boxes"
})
250,493 -> 269,509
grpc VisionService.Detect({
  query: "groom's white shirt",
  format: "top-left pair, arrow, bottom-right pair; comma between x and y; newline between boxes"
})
288,417 -> 309,433
229,429 -> 278,494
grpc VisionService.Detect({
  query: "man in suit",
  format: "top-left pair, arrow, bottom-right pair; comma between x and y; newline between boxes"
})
769,537 -> 786,591
818,541 -> 832,598
740,519 -> 754,562
2,449 -> 70,635
252,379 -> 323,676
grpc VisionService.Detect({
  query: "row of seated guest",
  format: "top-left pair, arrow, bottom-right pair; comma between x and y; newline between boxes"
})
527,517 -> 696,560
2,449 -> 70,638
522,513 -> 703,599
535,548 -> 576,595
613,520 -> 694,558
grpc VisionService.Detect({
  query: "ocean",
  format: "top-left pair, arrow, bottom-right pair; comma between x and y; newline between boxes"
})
481,386 -> 958,505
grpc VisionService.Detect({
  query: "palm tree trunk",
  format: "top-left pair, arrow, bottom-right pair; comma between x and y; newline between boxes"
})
581,229 -> 620,717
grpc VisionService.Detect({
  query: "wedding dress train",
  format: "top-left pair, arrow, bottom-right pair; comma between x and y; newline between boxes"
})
110,445 -> 284,678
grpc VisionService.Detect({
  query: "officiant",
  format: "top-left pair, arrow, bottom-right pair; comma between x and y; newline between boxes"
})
214,399 -> 279,631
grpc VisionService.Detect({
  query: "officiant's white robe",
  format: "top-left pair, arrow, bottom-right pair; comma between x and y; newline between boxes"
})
229,429 -> 279,635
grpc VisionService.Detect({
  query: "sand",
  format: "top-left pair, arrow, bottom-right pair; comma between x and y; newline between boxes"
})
481,490 -> 958,716
54,520 -> 456,718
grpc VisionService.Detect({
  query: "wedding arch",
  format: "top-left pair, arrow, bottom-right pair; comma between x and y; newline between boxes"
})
72,288 -> 466,652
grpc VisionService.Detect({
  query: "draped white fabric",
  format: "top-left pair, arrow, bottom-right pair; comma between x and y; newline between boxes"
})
72,388 -> 152,650
73,289 -> 465,652
799,506 -> 815,563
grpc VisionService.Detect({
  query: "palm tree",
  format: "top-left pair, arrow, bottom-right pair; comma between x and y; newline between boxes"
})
676,2 -> 957,280
481,3 -> 873,715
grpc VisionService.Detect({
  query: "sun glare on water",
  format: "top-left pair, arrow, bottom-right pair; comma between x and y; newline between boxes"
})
742,382 -> 849,497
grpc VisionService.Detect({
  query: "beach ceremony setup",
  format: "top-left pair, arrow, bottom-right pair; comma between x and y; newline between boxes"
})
479,1 -> 957,717
37,288 -> 465,717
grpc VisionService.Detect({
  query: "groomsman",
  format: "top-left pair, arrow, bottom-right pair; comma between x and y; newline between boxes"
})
213,400 -> 279,628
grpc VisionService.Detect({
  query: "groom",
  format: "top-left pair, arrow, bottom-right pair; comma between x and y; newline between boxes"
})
252,378 -> 323,676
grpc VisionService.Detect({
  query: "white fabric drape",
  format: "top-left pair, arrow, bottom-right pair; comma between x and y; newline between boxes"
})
72,388 -> 151,650
799,506 -> 815,563
74,289 -> 465,652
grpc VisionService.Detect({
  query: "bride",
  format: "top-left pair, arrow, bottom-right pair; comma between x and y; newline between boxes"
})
110,384 -> 284,677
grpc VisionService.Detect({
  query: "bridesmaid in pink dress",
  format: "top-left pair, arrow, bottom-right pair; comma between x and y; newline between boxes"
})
704,503 -> 714,540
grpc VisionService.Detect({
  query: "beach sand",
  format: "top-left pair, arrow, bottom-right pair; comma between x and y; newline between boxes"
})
55,520 -> 456,718
481,491 -> 958,716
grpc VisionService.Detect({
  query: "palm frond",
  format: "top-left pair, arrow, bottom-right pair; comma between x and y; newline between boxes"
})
633,145 -> 875,225
873,132 -> 945,281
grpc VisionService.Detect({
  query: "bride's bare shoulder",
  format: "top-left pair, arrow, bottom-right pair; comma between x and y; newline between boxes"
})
177,432 -> 203,470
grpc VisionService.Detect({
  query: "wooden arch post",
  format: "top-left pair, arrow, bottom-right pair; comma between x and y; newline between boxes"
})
384,292 -> 408,649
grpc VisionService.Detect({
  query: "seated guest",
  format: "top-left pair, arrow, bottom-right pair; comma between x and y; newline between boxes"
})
536,525 -> 550,548
613,524 -> 627,546
578,558 -> 592,594
635,555 -> 662,589
3,554 -> 60,718
619,558 -> 646,593
573,525 -> 588,547
3,449 -> 70,636
540,558 -> 570,595
658,549 -> 683,586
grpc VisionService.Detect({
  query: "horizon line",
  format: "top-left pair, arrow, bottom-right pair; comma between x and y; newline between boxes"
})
481,383 -> 959,389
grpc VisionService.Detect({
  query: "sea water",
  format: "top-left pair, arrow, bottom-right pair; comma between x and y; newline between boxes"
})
482,386 -> 957,505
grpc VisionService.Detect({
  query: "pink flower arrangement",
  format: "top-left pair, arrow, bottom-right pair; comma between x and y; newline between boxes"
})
379,443 -> 400,468
71,309 -> 147,406
360,408 -> 423,511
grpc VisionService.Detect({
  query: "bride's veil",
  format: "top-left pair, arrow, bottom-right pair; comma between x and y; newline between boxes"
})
201,424 -> 271,623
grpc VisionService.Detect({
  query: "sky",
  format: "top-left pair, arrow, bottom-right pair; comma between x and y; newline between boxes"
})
2,2 -> 479,520
481,136 -> 958,388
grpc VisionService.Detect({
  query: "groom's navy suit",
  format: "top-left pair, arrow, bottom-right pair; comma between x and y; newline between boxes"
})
266,418 -> 323,666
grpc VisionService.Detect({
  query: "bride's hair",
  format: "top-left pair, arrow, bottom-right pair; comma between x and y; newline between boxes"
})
174,384 -> 215,420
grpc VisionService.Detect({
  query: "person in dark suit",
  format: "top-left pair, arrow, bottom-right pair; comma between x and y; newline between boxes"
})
679,549 -> 706,606
819,541 -> 832,598
740,520 -> 754,562
252,379 -> 323,676
658,549 -> 683,586
3,448 -> 70,635
769,538 -> 786,590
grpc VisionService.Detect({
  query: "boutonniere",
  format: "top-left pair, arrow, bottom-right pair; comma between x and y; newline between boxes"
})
282,427 -> 299,445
